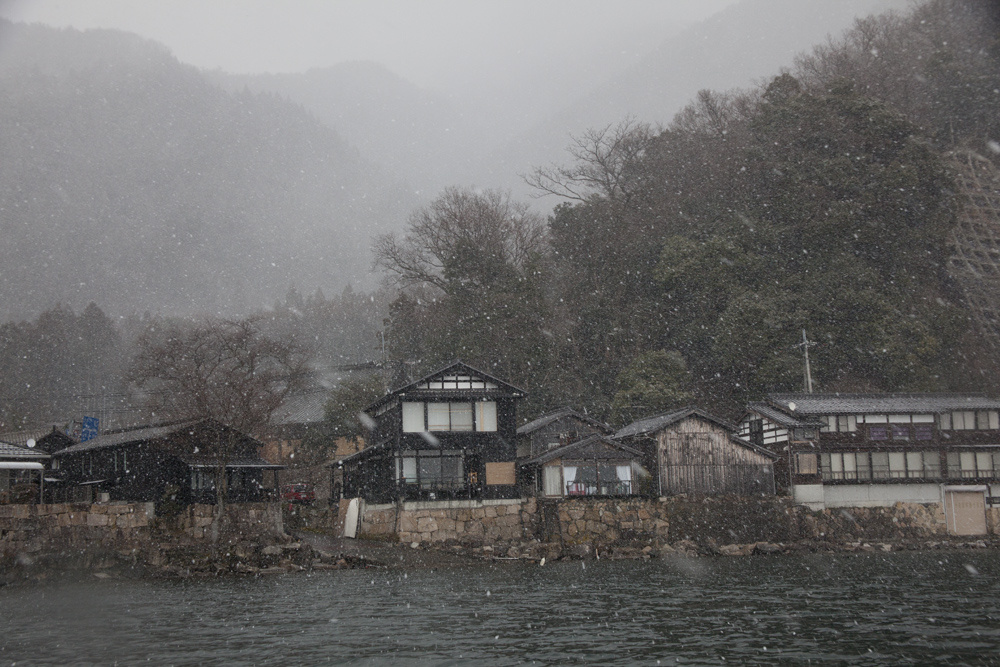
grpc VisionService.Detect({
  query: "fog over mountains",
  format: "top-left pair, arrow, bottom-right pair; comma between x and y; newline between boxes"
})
0,0 -> 907,320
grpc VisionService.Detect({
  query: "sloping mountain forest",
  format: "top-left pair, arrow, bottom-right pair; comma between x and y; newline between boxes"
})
1,0 -> 998,433
0,20 -> 417,321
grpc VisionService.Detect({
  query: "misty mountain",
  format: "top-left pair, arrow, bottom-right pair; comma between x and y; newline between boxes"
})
209,63 -> 474,197
478,0 -> 911,197
0,21 -> 417,320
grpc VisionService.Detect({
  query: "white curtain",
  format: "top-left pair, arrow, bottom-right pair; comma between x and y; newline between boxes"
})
543,466 -> 562,496
616,465 -> 631,482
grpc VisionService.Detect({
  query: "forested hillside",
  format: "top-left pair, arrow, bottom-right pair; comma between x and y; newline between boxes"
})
374,0 -> 1000,424
0,21 -> 416,320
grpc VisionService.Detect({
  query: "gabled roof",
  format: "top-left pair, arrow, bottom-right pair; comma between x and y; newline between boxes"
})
273,390 -> 328,426
728,434 -> 779,460
522,434 -> 642,467
614,406 -> 735,440
767,393 -> 1000,416
742,402 -> 825,429
53,418 -> 263,456
517,407 -> 612,436
0,439 -> 50,460
365,360 -> 526,413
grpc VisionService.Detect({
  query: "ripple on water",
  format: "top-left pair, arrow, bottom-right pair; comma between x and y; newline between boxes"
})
1,550 -> 999,665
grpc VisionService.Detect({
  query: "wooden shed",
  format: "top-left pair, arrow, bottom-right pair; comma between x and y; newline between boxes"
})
615,407 -> 776,497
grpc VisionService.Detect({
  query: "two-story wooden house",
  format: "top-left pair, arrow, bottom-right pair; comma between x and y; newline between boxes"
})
738,394 -> 1000,530
339,361 -> 525,503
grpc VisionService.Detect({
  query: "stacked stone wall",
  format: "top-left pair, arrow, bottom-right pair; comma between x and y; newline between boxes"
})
0,501 -> 284,573
344,496 -> 975,550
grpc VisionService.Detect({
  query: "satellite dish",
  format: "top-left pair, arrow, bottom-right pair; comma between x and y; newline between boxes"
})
26,438 -> 36,448
787,402 -> 797,412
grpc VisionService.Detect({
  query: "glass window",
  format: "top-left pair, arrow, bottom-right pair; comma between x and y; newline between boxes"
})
939,413 -> 952,430
906,451 -> 923,478
450,403 -> 474,431
888,415 -> 910,423
923,451 -> 941,478
402,402 -> 424,432
871,452 -> 890,479
915,424 -> 933,441
837,415 -> 857,432
954,411 -> 976,430
975,452 -> 994,478
891,425 -> 910,440
888,452 -> 906,478
856,452 -> 871,480
946,451 -> 961,477
976,411 -> 993,430
843,452 -> 857,480
869,425 -> 888,441
991,412 -> 1000,430
960,451 -> 976,477
427,403 -> 450,431
475,401 -> 498,432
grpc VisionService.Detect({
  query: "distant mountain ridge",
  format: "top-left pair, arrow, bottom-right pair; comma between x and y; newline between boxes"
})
0,20 -> 417,320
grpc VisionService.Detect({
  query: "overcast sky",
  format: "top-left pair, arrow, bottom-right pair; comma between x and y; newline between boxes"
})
0,0 -> 738,92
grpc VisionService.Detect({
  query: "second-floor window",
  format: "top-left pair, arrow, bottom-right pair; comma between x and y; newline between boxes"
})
402,401 -> 498,432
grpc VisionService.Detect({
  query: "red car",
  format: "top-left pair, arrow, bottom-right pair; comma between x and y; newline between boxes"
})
280,483 -> 315,504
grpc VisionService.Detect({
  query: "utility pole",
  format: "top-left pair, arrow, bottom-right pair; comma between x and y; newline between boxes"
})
796,329 -> 816,394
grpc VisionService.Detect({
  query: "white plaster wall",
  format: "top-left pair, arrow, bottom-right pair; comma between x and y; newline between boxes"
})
823,483 -> 942,508
793,484 -> 825,509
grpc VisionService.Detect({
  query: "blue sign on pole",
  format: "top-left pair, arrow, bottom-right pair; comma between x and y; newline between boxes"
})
81,416 -> 99,442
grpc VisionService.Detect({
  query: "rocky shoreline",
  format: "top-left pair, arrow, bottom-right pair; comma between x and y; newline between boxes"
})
4,530 -> 998,585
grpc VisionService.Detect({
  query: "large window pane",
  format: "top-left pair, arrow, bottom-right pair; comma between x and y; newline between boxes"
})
976,452 -> 993,477
923,451 -> 941,478
871,452 -> 889,479
402,402 -> 424,432
450,403 -> 473,431
888,452 -> 906,478
476,402 -> 498,432
960,451 -> 976,477
906,451 -> 923,478
843,453 -> 857,480
427,403 -> 450,431
856,453 -> 871,480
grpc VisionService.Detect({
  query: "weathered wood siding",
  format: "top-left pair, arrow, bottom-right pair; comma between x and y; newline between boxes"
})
657,417 -> 774,496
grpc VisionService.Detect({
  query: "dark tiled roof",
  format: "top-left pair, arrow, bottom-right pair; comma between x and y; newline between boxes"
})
0,440 -> 50,460
728,434 -> 779,460
517,407 -> 611,435
614,407 -> 735,440
767,393 -> 1000,416
54,419 -> 205,455
274,391 -> 328,426
522,434 -> 642,466
744,402 -> 825,428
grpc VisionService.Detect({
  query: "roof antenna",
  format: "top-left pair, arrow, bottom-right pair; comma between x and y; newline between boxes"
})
795,329 -> 815,394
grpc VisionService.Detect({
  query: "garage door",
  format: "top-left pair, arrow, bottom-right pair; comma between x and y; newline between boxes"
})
944,488 -> 987,536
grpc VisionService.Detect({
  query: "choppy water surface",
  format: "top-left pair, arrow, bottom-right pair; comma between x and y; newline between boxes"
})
2,550 -> 999,665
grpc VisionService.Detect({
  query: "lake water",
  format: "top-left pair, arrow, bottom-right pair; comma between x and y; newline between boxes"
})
2,550 -> 999,665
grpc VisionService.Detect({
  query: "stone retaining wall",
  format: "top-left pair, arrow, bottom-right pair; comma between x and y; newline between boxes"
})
0,502 -> 284,571
344,495 -> 979,549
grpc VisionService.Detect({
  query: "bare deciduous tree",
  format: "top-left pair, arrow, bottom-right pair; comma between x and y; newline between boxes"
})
373,186 -> 547,293
523,117 -> 655,204
129,315 -> 310,511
